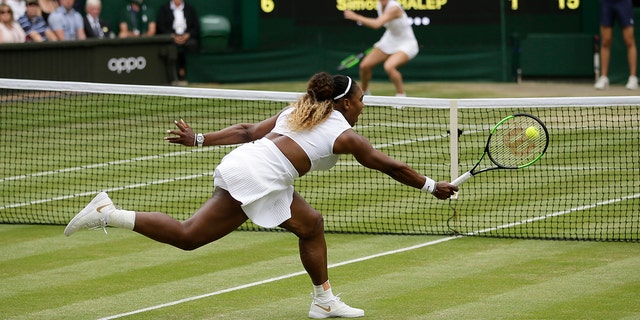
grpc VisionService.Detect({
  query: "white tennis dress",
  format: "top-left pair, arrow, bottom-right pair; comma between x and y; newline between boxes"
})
375,0 -> 419,59
213,107 -> 352,228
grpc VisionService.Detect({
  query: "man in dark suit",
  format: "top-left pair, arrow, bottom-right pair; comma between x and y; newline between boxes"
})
156,0 -> 200,83
83,0 -> 110,38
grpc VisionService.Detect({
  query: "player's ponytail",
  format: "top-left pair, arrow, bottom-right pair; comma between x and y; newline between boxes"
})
289,72 -> 339,131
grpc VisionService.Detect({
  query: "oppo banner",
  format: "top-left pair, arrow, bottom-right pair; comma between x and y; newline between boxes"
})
107,57 -> 148,74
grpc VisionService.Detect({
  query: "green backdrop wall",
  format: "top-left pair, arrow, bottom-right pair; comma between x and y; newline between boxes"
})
43,0 -> 640,84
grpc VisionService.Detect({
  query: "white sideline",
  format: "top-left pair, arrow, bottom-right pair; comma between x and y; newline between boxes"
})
0,147 -> 222,183
97,191 -> 639,319
97,236 -> 461,320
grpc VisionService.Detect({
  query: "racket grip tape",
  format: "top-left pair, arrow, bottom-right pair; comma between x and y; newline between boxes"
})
451,171 -> 473,186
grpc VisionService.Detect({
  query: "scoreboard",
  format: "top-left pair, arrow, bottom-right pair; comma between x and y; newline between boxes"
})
259,0 -> 582,27
509,0 -> 580,11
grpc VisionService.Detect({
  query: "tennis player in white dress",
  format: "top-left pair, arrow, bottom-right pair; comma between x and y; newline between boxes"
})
64,72 -> 457,318
344,0 -> 419,96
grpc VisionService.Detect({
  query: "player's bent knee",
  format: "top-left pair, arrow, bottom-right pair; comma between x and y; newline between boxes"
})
170,227 -> 213,251
359,59 -> 378,71
298,212 -> 325,239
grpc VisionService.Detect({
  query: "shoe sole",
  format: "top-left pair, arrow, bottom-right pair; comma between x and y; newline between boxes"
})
309,305 -> 364,318
309,311 -> 364,318
64,192 -> 110,236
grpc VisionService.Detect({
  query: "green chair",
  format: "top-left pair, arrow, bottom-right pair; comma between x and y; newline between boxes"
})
199,14 -> 231,52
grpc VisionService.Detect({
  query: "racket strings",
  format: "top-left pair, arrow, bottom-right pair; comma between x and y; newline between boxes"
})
488,118 -> 547,168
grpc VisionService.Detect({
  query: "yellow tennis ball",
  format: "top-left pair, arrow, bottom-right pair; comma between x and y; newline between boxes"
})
525,126 -> 540,139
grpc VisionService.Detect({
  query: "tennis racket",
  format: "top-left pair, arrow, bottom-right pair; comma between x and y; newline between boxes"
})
452,113 -> 549,187
337,47 -> 373,71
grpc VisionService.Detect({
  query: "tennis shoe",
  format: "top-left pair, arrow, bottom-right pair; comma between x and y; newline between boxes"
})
64,192 -> 114,236
625,76 -> 638,90
594,76 -> 609,90
309,294 -> 364,318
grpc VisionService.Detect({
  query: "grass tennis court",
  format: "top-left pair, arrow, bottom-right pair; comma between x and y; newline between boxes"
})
1,80 -> 639,319
2,225 -> 640,319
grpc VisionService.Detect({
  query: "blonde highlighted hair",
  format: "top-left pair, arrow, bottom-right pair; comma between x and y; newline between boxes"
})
288,72 -> 353,131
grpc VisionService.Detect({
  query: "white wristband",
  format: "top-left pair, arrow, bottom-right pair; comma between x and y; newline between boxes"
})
421,176 -> 436,194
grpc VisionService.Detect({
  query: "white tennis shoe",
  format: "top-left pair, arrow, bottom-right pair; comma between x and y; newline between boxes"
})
309,294 -> 364,318
64,192 -> 114,236
594,76 -> 609,90
626,76 -> 638,90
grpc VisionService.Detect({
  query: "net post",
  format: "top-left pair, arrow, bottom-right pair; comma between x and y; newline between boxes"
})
449,99 -> 459,198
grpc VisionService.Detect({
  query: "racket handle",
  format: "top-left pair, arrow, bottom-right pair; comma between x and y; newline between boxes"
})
451,172 -> 473,186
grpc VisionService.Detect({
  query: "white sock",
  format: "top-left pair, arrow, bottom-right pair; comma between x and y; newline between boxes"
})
107,209 -> 136,230
313,280 -> 334,302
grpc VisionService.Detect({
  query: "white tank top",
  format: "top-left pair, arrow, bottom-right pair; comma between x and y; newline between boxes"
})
272,107 -> 352,171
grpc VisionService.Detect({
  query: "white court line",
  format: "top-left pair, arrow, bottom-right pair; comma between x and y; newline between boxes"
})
462,192 -> 640,236
0,172 -> 214,210
0,146 -> 227,183
97,236 -> 461,320
98,191 -> 639,319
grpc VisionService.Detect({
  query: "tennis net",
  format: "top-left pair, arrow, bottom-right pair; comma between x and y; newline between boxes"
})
1,79 -> 638,241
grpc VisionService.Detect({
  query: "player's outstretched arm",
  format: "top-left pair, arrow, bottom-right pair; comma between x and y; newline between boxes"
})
165,113 -> 281,147
334,130 -> 457,199
343,6 -> 402,29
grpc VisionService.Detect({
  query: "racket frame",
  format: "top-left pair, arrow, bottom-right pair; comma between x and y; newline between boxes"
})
451,113 -> 549,186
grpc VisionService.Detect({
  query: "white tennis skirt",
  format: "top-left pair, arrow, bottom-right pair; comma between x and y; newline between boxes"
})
375,33 -> 419,60
213,138 -> 299,228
